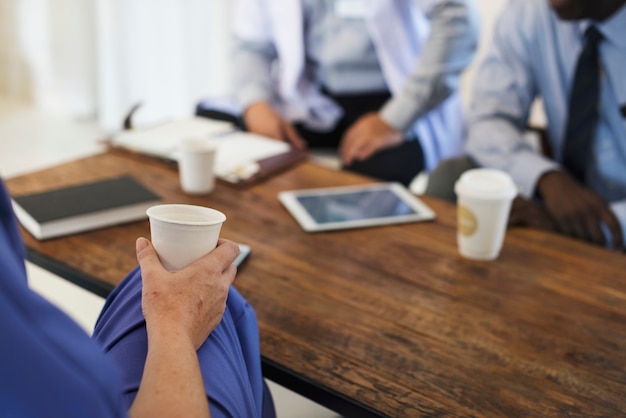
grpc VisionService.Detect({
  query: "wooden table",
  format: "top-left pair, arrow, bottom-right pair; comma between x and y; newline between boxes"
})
6,151 -> 626,417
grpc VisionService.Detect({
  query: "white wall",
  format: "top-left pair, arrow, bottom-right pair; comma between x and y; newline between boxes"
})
0,1 -> 29,101
0,0 -> 233,130
95,0 -> 234,130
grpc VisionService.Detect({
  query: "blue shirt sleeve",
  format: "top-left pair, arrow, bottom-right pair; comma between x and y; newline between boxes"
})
0,181 -> 127,418
465,0 -> 560,198
380,0 -> 480,131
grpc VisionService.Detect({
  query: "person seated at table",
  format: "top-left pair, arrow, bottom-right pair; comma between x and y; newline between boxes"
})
0,178 -> 275,417
425,0 -> 626,251
225,0 -> 479,186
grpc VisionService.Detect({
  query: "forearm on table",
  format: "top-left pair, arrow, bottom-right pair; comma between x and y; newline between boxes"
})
466,117 -> 559,198
380,0 -> 480,131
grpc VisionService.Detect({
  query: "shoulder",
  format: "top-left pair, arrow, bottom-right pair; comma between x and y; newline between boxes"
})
492,0 -> 561,51
0,275 -> 125,416
499,0 -> 558,32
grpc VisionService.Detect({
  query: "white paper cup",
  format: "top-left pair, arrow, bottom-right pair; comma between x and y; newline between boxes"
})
178,138 -> 218,195
146,204 -> 226,271
454,169 -> 517,260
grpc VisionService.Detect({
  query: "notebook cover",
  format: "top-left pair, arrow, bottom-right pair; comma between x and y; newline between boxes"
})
232,148 -> 310,187
12,176 -> 160,223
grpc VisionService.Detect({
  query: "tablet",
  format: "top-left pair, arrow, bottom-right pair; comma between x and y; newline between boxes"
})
278,182 -> 436,232
234,243 -> 251,267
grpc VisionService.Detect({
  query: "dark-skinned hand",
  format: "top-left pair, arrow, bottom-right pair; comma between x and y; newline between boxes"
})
508,196 -> 558,232
536,170 -> 623,249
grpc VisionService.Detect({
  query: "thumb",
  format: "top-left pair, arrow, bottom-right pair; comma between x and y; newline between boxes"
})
135,237 -> 161,268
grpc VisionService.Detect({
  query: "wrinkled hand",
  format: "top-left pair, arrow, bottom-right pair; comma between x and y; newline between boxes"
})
137,237 -> 240,350
508,196 -> 557,231
537,170 -> 623,249
339,112 -> 403,166
243,101 -> 306,149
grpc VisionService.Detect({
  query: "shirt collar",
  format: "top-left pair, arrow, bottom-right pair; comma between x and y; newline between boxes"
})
579,2 -> 626,48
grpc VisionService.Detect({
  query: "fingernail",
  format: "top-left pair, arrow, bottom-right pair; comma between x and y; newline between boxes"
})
136,237 -> 149,252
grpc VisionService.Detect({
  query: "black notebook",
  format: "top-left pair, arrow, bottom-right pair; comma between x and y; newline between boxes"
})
11,175 -> 161,240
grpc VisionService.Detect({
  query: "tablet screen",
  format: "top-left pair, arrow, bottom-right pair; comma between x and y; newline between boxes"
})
279,183 -> 436,232
295,188 -> 417,224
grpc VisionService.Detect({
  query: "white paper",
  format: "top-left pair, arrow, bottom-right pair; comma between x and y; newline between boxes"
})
210,131 -> 289,175
112,117 -> 235,157
110,119 -> 291,183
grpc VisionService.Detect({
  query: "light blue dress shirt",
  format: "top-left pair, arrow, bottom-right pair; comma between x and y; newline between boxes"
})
304,0 -> 387,95
233,0 -> 479,133
466,0 -> 626,239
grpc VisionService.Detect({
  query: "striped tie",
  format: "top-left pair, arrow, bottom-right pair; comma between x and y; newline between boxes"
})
563,26 -> 603,182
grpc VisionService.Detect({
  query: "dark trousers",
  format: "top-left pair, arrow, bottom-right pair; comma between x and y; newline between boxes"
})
196,91 -> 424,186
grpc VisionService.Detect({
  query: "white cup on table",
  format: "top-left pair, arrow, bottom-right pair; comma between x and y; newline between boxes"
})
178,138 -> 218,195
454,168 -> 517,261
146,204 -> 226,271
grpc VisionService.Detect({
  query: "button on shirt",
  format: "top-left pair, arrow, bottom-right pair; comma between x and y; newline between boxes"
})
466,0 -> 626,238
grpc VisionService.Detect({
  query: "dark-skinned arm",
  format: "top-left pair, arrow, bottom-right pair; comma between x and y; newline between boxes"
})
536,170 -> 623,249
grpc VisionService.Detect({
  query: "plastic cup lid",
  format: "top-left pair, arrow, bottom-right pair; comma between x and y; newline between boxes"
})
454,168 -> 517,200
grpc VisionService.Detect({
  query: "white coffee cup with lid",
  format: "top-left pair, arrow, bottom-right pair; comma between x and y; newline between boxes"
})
454,168 -> 517,260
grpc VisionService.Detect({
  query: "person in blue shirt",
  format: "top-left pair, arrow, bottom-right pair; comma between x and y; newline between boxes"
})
0,179 -> 275,417
427,0 -> 626,251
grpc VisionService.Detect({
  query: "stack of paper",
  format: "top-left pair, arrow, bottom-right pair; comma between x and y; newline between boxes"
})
112,117 -> 235,158
110,117 -> 293,183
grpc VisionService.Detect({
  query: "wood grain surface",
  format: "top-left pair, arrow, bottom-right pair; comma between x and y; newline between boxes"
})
6,151 -> 626,417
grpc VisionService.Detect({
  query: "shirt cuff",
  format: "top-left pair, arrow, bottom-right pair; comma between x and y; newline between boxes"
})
379,94 -> 421,133
236,85 -> 275,112
508,150 -> 561,198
